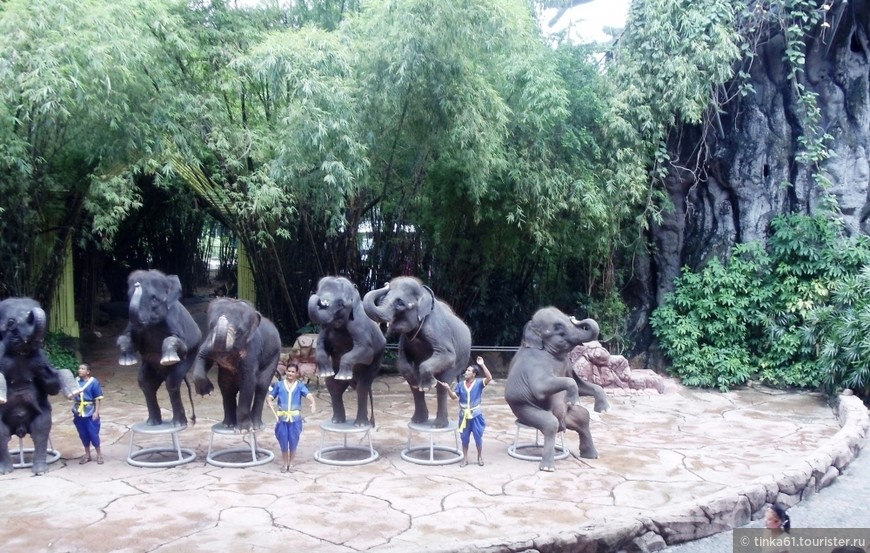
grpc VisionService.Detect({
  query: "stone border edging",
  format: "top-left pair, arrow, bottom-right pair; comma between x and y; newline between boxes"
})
428,394 -> 869,553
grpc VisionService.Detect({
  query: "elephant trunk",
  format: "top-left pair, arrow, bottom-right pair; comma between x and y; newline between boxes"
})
212,315 -> 234,352
28,306 -> 46,345
307,294 -> 331,325
129,282 -> 145,325
0,373 -> 6,404
362,285 -> 391,323
570,317 -> 600,343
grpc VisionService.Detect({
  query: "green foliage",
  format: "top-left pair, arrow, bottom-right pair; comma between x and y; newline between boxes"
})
652,214 -> 870,392
43,332 -> 79,375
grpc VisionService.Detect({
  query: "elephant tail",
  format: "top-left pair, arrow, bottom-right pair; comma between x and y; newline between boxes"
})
184,375 -> 197,426
369,386 -> 376,427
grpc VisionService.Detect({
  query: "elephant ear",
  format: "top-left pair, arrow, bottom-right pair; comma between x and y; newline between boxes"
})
521,320 -> 545,350
418,286 -> 436,321
167,275 -> 183,304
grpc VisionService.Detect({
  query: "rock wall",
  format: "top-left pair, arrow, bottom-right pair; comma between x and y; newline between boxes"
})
633,0 -> 870,358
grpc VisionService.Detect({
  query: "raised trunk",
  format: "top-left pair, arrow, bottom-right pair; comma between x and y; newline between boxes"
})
213,315 -> 233,353
362,286 -> 391,323
129,283 -> 144,325
307,294 -> 331,325
570,317 -> 599,343
29,306 -> 46,345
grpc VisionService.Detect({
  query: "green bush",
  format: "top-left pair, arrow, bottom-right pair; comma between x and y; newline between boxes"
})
43,332 -> 79,375
651,214 -> 870,392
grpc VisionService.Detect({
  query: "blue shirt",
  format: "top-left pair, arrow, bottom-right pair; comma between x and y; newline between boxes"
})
269,379 -> 310,422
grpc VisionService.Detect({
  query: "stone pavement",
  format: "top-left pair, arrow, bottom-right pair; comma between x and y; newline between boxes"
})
1,320 -> 868,553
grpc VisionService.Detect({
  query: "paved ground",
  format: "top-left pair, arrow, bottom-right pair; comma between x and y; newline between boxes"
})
1,304 -> 867,553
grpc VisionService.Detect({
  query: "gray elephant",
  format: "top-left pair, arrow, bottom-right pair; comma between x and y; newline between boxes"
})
0,297 -> 78,475
192,298 -> 281,431
308,276 -> 386,426
117,270 -> 202,427
363,277 -> 471,428
504,307 -> 603,471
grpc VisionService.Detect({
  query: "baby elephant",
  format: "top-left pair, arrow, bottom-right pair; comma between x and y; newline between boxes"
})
505,307 -> 602,471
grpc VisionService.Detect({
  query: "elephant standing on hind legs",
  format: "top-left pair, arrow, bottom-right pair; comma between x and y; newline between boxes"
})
0,298 -> 79,475
308,276 -> 385,426
117,270 -> 202,427
192,298 -> 281,431
363,277 -> 471,428
505,307 -> 606,471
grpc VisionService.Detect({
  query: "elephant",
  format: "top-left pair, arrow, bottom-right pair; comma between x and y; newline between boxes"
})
0,297 -> 79,475
504,307 -> 603,471
117,270 -> 202,427
191,298 -> 281,431
363,276 -> 471,428
308,276 -> 386,426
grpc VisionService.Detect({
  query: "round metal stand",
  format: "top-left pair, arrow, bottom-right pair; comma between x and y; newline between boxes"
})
206,423 -> 274,468
507,420 -> 569,461
314,421 -> 379,466
127,422 -> 196,468
11,436 -> 61,468
400,421 -> 463,466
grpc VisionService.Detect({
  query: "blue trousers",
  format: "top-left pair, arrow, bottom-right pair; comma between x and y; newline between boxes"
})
73,415 -> 101,448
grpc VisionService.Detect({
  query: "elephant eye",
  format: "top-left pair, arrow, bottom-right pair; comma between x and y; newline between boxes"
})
394,298 -> 405,308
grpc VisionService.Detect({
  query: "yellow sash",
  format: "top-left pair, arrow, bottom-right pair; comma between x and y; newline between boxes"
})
75,377 -> 95,417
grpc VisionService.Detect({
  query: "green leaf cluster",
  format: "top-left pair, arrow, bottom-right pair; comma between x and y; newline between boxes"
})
652,214 -> 870,393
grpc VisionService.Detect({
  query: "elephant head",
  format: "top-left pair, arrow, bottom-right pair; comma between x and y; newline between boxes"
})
126,270 -> 182,327
0,297 -> 47,357
206,298 -> 261,353
522,307 -> 599,356
362,277 -> 436,336
308,277 -> 358,330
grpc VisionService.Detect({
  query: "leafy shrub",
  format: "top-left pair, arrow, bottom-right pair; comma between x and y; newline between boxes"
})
652,214 -> 870,392
43,332 -> 79,375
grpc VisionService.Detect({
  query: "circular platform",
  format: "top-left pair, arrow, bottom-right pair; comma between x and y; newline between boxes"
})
507,421 -> 569,462
127,421 -> 196,468
400,421 -> 463,466
11,437 -> 61,469
206,423 -> 274,468
314,421 -> 379,466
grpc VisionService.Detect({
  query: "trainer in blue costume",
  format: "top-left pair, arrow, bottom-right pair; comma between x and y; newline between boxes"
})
71,363 -> 104,465
268,361 -> 316,473
440,356 -> 493,467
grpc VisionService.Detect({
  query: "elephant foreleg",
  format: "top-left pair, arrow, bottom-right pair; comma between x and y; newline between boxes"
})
575,378 -> 610,413
117,326 -> 137,366
326,377 -> 350,424
192,350 -> 215,396
160,336 -> 187,366
315,339 -> 335,378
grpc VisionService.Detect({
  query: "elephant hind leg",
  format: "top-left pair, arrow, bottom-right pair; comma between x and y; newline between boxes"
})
564,404 -> 598,459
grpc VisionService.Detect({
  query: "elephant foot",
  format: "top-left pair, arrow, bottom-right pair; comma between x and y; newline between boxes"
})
171,418 -> 188,428
194,378 -> 214,397
160,353 -> 181,366
0,462 -> 13,475
579,447 -> 599,459
118,353 -> 138,366
353,418 -> 371,427
538,464 -> 556,472
431,416 -> 449,429
317,367 -> 335,378
334,369 -> 353,381
32,462 -> 48,476
332,415 -> 347,424
418,373 -> 436,392
411,413 -> 428,424
593,397 -> 610,413
146,416 -> 164,426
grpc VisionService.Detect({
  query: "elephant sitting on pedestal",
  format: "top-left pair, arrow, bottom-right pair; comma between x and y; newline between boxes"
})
0,297 -> 79,475
363,277 -> 471,428
308,276 -> 385,426
192,298 -> 281,431
504,307 -> 604,472
117,270 -> 202,427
